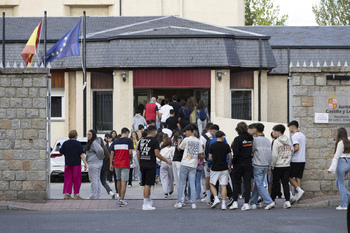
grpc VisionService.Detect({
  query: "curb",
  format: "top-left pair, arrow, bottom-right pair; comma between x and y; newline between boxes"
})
0,204 -> 34,211
295,199 -> 341,208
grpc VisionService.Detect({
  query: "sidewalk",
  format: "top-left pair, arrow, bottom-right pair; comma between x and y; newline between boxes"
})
0,195 -> 341,211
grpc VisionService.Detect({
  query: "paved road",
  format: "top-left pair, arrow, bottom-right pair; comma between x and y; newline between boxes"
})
0,207 -> 347,233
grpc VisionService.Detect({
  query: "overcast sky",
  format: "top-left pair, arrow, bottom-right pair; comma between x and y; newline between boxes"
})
274,0 -> 320,26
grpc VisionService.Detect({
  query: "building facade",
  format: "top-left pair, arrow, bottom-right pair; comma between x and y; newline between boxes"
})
0,0 -> 245,26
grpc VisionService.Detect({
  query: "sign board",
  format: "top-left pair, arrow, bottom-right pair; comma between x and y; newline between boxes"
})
314,92 -> 350,124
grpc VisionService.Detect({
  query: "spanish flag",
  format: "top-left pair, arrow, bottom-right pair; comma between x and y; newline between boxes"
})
21,20 -> 43,66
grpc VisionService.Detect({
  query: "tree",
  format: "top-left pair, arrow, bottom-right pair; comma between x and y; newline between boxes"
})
245,0 -> 288,26
312,0 -> 350,25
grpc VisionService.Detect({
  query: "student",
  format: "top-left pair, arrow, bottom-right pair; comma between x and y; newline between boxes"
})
230,122 -> 254,211
159,135 -> 175,198
271,124 -> 294,209
169,95 -> 181,119
209,131 -> 232,210
178,100 -> 191,130
200,122 -> 214,203
143,97 -> 159,124
137,125 -> 145,140
132,110 -> 147,132
328,128 -> 350,210
100,136 -> 116,199
166,109 -> 180,131
249,123 -> 275,210
148,119 -> 156,127
172,131 -> 185,198
162,122 -> 173,138
174,125 -> 204,209
137,125 -> 172,210
248,123 -> 258,137
196,100 -> 211,134
288,120 -> 306,204
159,98 -> 174,127
110,128 -> 134,207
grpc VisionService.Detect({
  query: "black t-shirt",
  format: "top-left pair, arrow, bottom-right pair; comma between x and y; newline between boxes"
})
178,107 -> 190,129
137,137 -> 160,168
166,116 -> 179,131
173,134 -> 185,162
59,139 -> 84,166
209,141 -> 231,171
170,101 -> 181,118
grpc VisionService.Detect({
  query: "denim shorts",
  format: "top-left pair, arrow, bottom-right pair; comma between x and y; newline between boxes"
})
115,167 -> 129,181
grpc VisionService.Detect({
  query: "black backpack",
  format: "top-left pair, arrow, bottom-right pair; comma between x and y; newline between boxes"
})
202,133 -> 211,160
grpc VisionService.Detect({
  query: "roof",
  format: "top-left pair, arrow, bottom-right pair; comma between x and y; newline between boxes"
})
0,16 -> 276,69
231,26 -> 350,48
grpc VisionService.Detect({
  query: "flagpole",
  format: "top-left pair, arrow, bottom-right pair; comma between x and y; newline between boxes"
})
83,11 -> 87,137
2,12 -> 5,66
44,11 -> 47,67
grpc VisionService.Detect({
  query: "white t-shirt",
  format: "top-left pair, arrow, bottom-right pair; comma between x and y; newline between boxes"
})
291,132 -> 306,163
179,136 -> 203,168
162,128 -> 173,138
159,104 -> 173,122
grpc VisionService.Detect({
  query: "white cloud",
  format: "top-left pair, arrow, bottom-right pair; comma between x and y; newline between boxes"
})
274,0 -> 320,26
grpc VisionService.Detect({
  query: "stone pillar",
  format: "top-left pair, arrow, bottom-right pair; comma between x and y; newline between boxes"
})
113,70 -> 134,133
210,69 -> 230,120
0,68 -> 49,202
253,70 -> 268,122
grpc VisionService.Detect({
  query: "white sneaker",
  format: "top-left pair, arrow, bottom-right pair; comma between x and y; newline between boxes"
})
142,204 -> 156,210
229,201 -> 238,210
336,206 -> 348,210
222,204 -> 227,210
250,204 -> 257,210
174,202 -> 183,209
257,203 -> 263,208
201,197 -> 210,203
290,197 -> 296,205
295,190 -> 305,202
109,191 -> 115,199
283,201 -> 291,209
211,199 -> 220,209
191,204 -> 197,209
265,202 -> 275,210
241,203 -> 250,211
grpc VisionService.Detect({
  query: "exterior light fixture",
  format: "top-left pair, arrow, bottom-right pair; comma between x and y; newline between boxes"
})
217,70 -> 222,81
121,71 -> 127,82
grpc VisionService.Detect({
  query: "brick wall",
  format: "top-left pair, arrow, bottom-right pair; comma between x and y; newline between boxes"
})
291,66 -> 350,198
0,68 -> 48,203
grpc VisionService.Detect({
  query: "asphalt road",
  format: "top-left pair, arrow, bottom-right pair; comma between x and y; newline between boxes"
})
0,207 -> 347,233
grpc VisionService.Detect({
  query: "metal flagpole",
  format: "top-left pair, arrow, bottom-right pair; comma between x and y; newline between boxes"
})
2,12 -> 5,66
83,11 -> 87,136
44,11 -> 47,67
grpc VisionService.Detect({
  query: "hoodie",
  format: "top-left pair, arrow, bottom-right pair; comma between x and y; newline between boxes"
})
272,135 -> 293,168
85,139 -> 104,164
252,135 -> 272,168
132,114 -> 147,132
232,133 -> 254,165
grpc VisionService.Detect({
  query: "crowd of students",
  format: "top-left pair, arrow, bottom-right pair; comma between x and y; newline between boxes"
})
59,95 -> 350,211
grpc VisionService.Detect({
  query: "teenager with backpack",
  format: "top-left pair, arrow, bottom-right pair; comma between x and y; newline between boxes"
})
196,100 -> 211,135
178,100 -> 191,130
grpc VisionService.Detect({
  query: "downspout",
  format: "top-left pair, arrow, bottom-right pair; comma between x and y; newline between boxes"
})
258,39 -> 262,122
287,47 -> 290,123
120,0 -> 122,16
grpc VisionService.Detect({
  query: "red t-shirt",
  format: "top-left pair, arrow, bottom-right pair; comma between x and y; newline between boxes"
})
110,137 -> 134,169
145,102 -> 158,121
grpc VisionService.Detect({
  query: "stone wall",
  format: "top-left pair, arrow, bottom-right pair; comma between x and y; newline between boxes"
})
291,66 -> 350,198
0,68 -> 49,203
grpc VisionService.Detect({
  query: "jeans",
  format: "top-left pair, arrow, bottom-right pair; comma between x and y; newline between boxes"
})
271,167 -> 290,202
197,119 -> 207,135
195,168 -> 203,199
100,169 -> 112,194
177,165 -> 196,204
88,161 -> 103,199
250,167 -> 273,205
160,163 -> 174,194
233,163 -> 253,203
336,158 -> 350,207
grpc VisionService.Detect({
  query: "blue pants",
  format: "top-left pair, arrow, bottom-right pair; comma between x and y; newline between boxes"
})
177,165 -> 196,204
250,167 -> 273,205
336,158 -> 350,207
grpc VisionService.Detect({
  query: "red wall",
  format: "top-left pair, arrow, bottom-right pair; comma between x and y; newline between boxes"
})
133,69 -> 211,88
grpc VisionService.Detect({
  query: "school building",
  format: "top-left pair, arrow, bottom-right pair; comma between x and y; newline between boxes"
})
1,16 -> 350,145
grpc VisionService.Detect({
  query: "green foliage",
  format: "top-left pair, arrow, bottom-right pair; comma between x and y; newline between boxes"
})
312,0 -> 350,25
245,0 -> 288,26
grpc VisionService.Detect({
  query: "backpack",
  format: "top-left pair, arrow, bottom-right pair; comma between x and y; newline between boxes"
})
183,107 -> 190,119
202,133 -> 211,160
199,109 -> 207,121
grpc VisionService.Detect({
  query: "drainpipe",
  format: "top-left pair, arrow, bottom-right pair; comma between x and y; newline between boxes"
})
287,47 -> 290,123
258,39 -> 262,122
120,0 -> 122,16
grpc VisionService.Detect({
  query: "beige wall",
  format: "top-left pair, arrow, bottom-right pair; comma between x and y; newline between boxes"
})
210,69 -> 231,119
267,74 -> 288,124
253,70 -> 268,122
1,0 -> 244,26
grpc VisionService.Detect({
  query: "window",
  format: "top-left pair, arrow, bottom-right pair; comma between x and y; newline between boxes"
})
51,97 -> 63,118
93,91 -> 113,133
231,90 -> 252,120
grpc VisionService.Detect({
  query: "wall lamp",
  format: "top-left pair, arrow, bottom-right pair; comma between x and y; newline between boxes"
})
121,71 -> 127,82
217,70 -> 222,81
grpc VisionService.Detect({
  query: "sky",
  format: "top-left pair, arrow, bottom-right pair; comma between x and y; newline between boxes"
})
274,0 -> 320,26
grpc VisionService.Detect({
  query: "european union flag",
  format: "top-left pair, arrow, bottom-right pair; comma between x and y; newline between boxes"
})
43,19 -> 82,64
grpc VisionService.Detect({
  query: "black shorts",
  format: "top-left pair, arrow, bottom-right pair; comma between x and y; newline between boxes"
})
140,167 -> 156,186
289,162 -> 305,179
